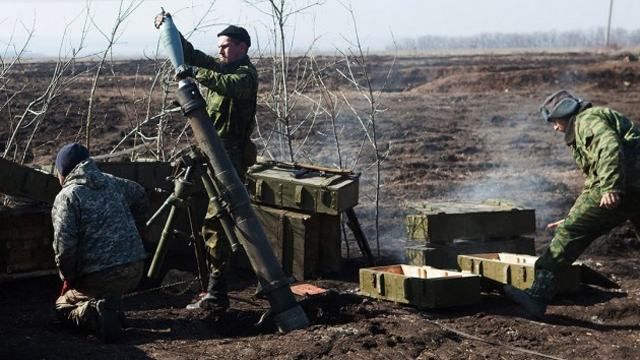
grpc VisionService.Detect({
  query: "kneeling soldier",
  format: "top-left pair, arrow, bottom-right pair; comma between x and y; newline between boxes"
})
52,143 -> 148,342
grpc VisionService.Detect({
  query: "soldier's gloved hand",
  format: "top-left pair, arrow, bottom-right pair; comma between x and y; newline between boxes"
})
154,12 -> 169,29
599,192 -> 621,209
175,67 -> 195,81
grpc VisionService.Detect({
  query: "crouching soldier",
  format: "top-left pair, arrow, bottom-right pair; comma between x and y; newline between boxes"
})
504,90 -> 640,318
52,143 -> 148,342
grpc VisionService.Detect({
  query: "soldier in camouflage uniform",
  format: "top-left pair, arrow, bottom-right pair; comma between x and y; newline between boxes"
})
52,143 -> 148,342
505,90 -> 640,318
154,15 -> 258,312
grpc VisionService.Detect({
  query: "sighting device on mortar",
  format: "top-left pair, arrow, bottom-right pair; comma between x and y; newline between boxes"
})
152,10 -> 309,332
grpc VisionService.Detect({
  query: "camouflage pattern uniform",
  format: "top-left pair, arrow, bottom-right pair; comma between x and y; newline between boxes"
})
52,159 -> 148,330
180,35 -> 258,304
530,106 -> 640,303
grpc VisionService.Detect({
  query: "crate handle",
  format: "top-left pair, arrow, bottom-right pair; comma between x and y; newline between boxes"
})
294,185 -> 303,205
473,259 -> 484,276
504,264 -> 512,285
377,274 -> 385,296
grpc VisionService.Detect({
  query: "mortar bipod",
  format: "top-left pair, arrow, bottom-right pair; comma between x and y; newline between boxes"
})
145,150 -> 241,291
145,160 -> 208,291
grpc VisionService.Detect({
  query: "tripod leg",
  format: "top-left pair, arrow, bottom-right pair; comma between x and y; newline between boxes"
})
345,208 -> 374,266
188,206 -> 209,292
148,205 -> 179,279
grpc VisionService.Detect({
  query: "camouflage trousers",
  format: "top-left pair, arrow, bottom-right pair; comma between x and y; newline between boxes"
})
55,261 -> 143,330
532,189 -> 640,301
202,139 -> 255,281
202,206 -> 232,280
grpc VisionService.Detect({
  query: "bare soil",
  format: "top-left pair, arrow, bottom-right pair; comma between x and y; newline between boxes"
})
2,51 -> 640,359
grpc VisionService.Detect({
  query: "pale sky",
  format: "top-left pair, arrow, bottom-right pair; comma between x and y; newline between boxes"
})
0,0 -> 637,58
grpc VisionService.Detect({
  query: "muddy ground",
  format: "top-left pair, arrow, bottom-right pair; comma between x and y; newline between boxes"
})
2,51 -> 640,359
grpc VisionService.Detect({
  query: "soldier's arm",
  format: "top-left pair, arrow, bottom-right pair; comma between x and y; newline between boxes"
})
110,176 -> 150,227
196,66 -> 257,99
180,33 -> 221,71
51,191 -> 80,283
578,115 -> 626,194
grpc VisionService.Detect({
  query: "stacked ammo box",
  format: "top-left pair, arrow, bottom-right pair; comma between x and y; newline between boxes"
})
0,160 -> 181,282
244,161 -> 360,281
404,200 -> 537,269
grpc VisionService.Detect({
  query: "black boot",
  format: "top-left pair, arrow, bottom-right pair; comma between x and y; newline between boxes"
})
503,269 -> 556,319
186,274 -> 229,312
95,296 -> 123,343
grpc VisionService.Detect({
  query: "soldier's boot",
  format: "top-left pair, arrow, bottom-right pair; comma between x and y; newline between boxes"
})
503,269 -> 556,319
95,296 -> 123,343
186,275 -> 229,313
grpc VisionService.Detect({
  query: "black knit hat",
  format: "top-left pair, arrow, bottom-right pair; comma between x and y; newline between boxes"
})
217,25 -> 251,47
55,143 -> 90,177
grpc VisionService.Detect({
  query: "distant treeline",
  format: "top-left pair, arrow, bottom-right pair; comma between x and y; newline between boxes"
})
390,28 -> 640,51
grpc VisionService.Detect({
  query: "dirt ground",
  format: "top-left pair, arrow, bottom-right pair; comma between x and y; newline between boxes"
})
2,50 -> 640,359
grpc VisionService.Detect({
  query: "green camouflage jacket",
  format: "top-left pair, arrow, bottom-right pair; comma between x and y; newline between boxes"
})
567,106 -> 640,194
51,159 -> 148,283
180,35 -> 258,145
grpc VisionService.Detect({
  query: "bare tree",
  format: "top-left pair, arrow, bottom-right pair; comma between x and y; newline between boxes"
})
246,0 -> 323,162
85,0 -> 143,151
295,55 -> 345,168
2,12 -> 91,162
1,20 -> 35,159
336,2 -> 394,257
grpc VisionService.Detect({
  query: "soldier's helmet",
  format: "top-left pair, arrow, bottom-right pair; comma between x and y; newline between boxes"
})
539,90 -> 582,122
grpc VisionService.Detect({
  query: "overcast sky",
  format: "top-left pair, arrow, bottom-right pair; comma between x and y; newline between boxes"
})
0,0 -> 637,58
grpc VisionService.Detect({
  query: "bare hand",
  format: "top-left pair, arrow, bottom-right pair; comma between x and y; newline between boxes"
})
599,192 -> 621,209
154,12 -> 168,29
546,219 -> 564,230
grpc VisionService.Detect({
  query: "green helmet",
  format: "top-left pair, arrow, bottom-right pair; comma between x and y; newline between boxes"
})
539,90 -> 582,122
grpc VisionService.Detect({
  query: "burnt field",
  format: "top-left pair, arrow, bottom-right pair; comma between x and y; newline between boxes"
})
2,51 -> 640,359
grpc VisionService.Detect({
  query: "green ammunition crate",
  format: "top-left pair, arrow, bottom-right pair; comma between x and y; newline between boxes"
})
0,210 -> 55,278
253,204 -> 341,280
0,158 -> 60,205
359,264 -> 481,309
246,161 -> 359,215
405,200 -> 536,243
405,236 -> 536,269
457,253 -> 582,293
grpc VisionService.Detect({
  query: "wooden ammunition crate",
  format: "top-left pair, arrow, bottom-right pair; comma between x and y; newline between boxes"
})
0,158 -> 60,204
405,200 -> 536,243
359,264 -> 481,309
457,253 -> 582,293
246,161 -> 359,215
253,204 -> 341,280
0,210 -> 55,280
405,236 -> 536,269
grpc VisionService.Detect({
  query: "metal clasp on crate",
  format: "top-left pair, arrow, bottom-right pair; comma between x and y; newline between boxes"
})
255,178 -> 264,199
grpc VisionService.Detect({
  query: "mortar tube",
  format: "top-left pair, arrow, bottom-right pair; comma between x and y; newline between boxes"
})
175,79 -> 309,332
